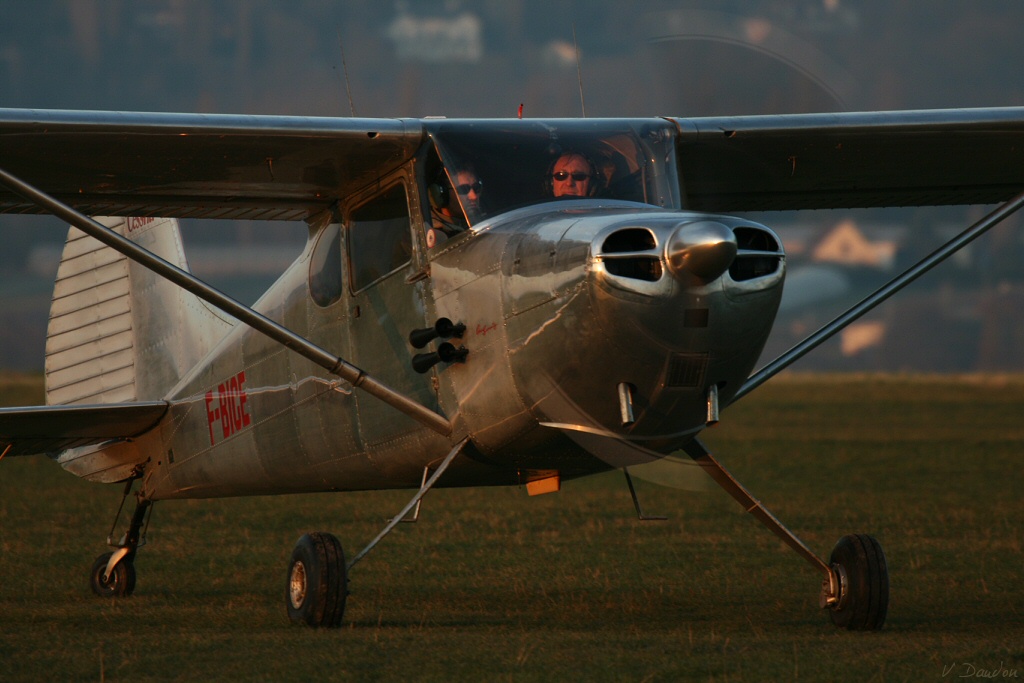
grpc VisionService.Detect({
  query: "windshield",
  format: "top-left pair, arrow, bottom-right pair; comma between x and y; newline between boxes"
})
427,119 -> 681,227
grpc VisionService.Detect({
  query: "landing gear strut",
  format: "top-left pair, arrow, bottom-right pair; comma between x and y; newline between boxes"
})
684,438 -> 889,630
90,478 -> 151,599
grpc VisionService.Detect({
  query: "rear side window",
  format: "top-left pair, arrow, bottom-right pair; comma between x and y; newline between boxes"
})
348,185 -> 412,292
309,223 -> 342,307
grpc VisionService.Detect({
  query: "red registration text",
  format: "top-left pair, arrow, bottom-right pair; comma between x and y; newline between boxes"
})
205,371 -> 252,446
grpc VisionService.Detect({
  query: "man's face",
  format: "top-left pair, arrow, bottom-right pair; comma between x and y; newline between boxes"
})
551,154 -> 592,197
455,170 -> 482,212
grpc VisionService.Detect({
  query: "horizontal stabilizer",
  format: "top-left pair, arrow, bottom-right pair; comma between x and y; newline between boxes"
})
0,401 -> 167,457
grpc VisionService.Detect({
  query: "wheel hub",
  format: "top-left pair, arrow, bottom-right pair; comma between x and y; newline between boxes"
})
820,563 -> 847,609
289,561 -> 308,609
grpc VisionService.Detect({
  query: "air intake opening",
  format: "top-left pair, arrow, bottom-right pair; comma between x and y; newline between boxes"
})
602,228 -> 656,253
605,257 -> 663,281
730,257 -> 778,281
734,226 -> 779,252
730,226 -> 781,281
666,353 -> 708,388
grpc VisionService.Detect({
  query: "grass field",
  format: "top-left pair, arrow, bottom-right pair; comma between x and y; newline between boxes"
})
1,374 -> 1022,681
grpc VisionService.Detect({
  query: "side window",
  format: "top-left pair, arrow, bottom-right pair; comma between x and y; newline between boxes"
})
348,184 -> 413,292
309,223 -> 342,307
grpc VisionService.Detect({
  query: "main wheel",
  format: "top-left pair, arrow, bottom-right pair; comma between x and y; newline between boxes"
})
828,534 -> 888,630
286,532 -> 348,628
89,552 -> 136,598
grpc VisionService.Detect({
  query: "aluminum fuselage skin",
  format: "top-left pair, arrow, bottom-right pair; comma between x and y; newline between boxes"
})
139,186 -> 783,501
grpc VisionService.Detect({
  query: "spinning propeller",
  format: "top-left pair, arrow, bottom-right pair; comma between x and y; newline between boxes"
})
557,9 -> 856,493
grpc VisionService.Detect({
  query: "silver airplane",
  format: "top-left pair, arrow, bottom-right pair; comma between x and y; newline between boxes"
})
1,108 -> 1023,631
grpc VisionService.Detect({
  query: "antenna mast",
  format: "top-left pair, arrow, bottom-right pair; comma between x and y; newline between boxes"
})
337,30 -> 356,116
572,22 -> 586,117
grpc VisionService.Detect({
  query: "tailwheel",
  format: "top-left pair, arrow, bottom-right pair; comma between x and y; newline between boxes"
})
89,551 -> 136,598
286,532 -> 348,628
827,534 -> 889,631
91,479 -> 150,599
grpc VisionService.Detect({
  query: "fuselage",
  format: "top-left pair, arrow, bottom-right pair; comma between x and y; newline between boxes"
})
134,119 -> 786,500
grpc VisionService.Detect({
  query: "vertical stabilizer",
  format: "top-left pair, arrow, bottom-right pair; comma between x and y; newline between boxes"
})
45,217 -> 235,405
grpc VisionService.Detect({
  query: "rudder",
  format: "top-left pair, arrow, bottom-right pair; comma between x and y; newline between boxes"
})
45,217 -> 235,405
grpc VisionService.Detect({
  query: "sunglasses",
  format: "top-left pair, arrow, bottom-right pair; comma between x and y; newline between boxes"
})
551,171 -> 591,182
455,181 -> 483,195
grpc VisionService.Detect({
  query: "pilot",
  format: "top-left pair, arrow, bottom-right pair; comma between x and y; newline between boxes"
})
548,151 -> 601,198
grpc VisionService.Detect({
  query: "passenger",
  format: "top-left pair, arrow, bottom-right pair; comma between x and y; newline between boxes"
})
429,166 -> 482,235
453,165 -> 484,221
548,151 -> 601,198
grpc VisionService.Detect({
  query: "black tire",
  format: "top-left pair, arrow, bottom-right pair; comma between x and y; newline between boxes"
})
828,534 -> 888,630
286,532 -> 348,628
89,552 -> 136,598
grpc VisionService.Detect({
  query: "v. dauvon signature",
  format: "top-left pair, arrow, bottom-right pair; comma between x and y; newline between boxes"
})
943,662 -> 1019,679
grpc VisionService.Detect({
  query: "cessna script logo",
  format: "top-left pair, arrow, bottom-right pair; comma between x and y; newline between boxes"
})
127,216 -> 155,232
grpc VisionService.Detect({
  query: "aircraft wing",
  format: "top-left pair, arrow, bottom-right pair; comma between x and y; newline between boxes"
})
0,109 -> 424,221
2,107 -> 1024,220
0,402 -> 168,457
672,107 -> 1024,211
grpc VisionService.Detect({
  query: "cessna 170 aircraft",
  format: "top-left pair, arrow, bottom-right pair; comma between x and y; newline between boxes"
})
2,106 -> 1024,631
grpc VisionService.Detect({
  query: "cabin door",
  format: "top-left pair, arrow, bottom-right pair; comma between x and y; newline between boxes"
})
346,180 -> 438,446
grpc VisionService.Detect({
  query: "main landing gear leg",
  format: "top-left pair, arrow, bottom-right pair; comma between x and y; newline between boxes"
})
285,437 -> 470,628
90,477 -> 152,598
683,438 -> 888,630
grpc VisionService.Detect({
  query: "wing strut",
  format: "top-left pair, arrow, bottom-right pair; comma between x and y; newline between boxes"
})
732,188 -> 1024,404
0,166 -> 452,437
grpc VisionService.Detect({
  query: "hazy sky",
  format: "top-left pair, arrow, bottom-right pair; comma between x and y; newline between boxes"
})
3,2 -> 1023,117
2,1 -> 1024,372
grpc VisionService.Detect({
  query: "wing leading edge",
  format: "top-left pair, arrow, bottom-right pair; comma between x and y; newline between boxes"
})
0,401 -> 168,457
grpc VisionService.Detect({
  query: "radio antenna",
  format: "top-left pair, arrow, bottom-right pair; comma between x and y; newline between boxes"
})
337,29 -> 357,116
573,22 -> 586,117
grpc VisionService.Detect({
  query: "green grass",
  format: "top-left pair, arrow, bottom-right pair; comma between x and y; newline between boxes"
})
1,374 -> 1022,681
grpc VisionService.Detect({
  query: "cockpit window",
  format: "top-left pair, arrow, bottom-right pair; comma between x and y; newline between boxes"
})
427,119 -> 680,226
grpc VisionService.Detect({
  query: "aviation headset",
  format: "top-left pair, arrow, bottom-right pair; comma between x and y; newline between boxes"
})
427,167 -> 468,236
428,170 -> 450,210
